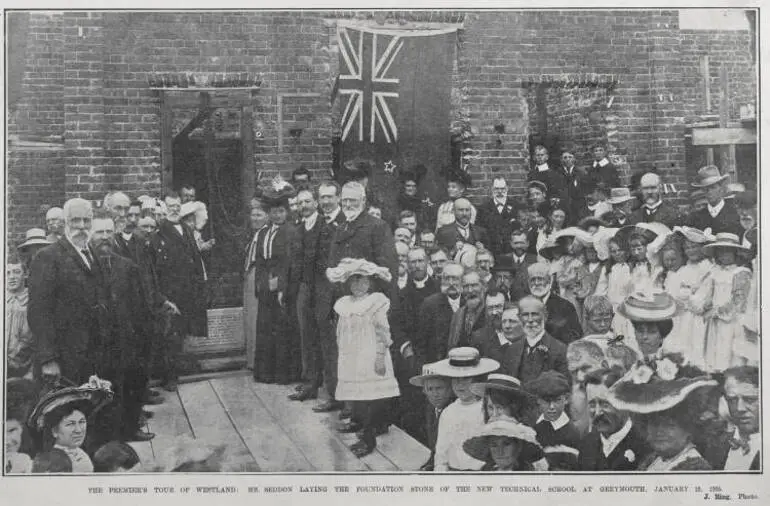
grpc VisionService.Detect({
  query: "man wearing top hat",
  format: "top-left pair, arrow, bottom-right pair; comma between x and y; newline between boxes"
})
500,296 -> 569,383
686,165 -> 742,236
604,187 -> 639,228
435,166 -> 476,231
630,172 -> 681,227
476,176 -> 517,259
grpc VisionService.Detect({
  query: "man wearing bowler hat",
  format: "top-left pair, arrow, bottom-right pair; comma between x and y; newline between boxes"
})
686,165 -> 742,235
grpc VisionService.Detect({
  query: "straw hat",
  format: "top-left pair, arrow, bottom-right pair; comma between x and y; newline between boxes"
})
607,358 -> 717,415
608,187 -> 635,205
469,373 -> 534,401
592,226 -> 619,261
326,258 -> 392,284
553,226 -> 594,245
691,165 -> 729,188
616,291 -> 679,323
18,228 -> 52,250
409,362 -> 448,387
701,232 -> 751,255
538,238 -> 561,261
462,419 -> 543,464
672,226 -> 715,244
430,347 -> 499,378
28,376 -> 114,431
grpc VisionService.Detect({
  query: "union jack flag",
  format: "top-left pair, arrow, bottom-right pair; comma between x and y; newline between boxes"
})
337,27 -> 404,144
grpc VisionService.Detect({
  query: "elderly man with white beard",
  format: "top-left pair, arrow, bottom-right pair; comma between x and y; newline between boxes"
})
527,262 -> 583,345
630,172 -> 680,227
498,295 -> 568,383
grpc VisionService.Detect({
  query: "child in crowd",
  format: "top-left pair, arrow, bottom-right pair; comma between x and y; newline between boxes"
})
31,449 -> 73,473
701,234 -> 754,371
6,258 -> 33,379
432,348 -> 498,471
93,441 -> 141,472
628,232 -> 656,293
472,374 -> 537,425
409,365 -> 456,471
462,418 -> 545,471
525,371 -> 581,471
565,340 -> 606,437
327,258 -> 401,457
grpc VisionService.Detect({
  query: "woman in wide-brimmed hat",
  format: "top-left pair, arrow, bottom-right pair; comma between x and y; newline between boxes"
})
617,291 -> 680,359
27,376 -> 114,473
431,347 -> 499,471
700,233 -> 755,371
606,355 -> 718,471
462,418 -> 545,471
326,258 -> 399,457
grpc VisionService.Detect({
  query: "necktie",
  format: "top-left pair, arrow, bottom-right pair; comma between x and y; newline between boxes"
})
729,436 -> 752,455
81,249 -> 93,269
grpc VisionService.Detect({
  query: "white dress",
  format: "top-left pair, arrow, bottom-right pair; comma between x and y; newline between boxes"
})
659,259 -> 712,368
703,264 -> 753,372
433,399 -> 486,471
597,263 -> 635,345
334,293 -> 400,401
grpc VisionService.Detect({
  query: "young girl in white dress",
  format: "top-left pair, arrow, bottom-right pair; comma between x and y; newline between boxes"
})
595,235 -> 634,341
327,258 -> 400,457
701,234 -> 754,371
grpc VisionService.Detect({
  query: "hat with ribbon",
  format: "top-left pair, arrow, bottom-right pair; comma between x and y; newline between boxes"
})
672,226 -> 716,245
430,347 -> 499,378
409,362 -> 449,387
462,418 -> 543,464
28,376 -> 114,432
260,176 -> 297,208
616,290 -> 679,323
553,226 -> 594,246
537,238 -> 562,261
470,373 -> 535,401
608,187 -> 636,205
691,165 -> 729,188
326,258 -> 392,284
18,228 -> 53,250
701,232 -> 752,255
607,355 -> 717,414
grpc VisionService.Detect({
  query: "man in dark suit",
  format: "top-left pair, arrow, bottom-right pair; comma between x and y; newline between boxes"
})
686,166 -> 743,236
528,145 -> 567,204
630,172 -> 680,227
149,192 -> 207,391
289,188 -> 323,401
311,182 -> 348,413
413,263 -> 464,367
555,148 -> 587,224
718,366 -> 760,470
29,198 -> 108,387
436,198 -> 489,256
87,211 -> 155,444
578,368 -> 650,471
501,296 -> 568,383
470,290 -> 509,364
527,262 -> 582,344
587,143 -> 621,188
447,270 -> 487,349
328,181 -> 399,296
605,187 -> 639,228
498,229 -> 538,302
476,177 -> 518,259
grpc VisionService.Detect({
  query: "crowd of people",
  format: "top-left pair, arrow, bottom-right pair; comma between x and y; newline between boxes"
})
4,141 -> 761,473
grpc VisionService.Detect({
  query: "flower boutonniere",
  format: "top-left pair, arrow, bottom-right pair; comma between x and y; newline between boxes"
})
624,449 -> 636,463
534,344 -> 549,355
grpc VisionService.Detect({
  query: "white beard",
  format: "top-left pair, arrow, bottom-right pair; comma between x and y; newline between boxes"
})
343,207 -> 363,221
530,286 -> 550,298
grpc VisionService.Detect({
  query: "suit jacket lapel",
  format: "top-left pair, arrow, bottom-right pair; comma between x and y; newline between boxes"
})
505,338 -> 525,376
60,238 -> 95,276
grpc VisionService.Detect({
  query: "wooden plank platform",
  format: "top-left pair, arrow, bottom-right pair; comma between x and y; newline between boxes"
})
137,371 -> 429,472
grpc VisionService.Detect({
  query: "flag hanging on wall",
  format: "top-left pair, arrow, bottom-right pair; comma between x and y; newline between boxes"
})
332,23 -> 457,225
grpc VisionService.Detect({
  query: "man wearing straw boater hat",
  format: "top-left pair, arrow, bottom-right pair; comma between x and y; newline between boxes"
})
409,363 -> 455,470
431,347 -> 499,471
686,165 -> 742,236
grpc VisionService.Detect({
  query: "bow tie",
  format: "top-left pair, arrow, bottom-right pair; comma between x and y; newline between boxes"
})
729,436 -> 752,455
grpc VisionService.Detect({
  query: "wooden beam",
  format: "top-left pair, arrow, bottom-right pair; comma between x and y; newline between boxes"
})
160,91 -> 174,194
241,106 -> 256,206
700,55 -> 711,113
718,65 -> 736,177
691,127 -> 756,146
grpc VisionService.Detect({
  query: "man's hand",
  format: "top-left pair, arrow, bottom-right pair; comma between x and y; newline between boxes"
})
41,360 -> 61,378
402,343 -> 414,359
163,300 -> 181,315
277,291 -> 284,307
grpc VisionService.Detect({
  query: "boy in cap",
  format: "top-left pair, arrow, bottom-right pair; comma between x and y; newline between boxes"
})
525,371 -> 581,470
409,364 -> 456,470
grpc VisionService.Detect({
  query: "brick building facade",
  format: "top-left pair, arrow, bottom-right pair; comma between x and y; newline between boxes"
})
7,9 -> 757,307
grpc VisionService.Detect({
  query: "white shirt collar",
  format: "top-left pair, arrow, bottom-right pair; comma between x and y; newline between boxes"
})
304,211 -> 319,231
724,428 -> 761,470
346,209 -> 363,222
456,221 -> 470,230
600,418 -> 633,457
707,199 -> 725,218
494,197 -> 507,207
587,202 -> 598,212
174,223 -> 184,235
537,412 -> 570,431
525,330 -> 545,348
121,232 -> 132,241
512,253 -> 527,263
447,295 -> 461,313
588,261 -> 601,272
541,292 -> 551,305
536,163 -> 550,172
496,330 -> 508,347
644,200 -> 663,211
413,275 -> 429,289
594,158 -> 610,167
617,217 -> 627,225
325,207 -> 341,223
